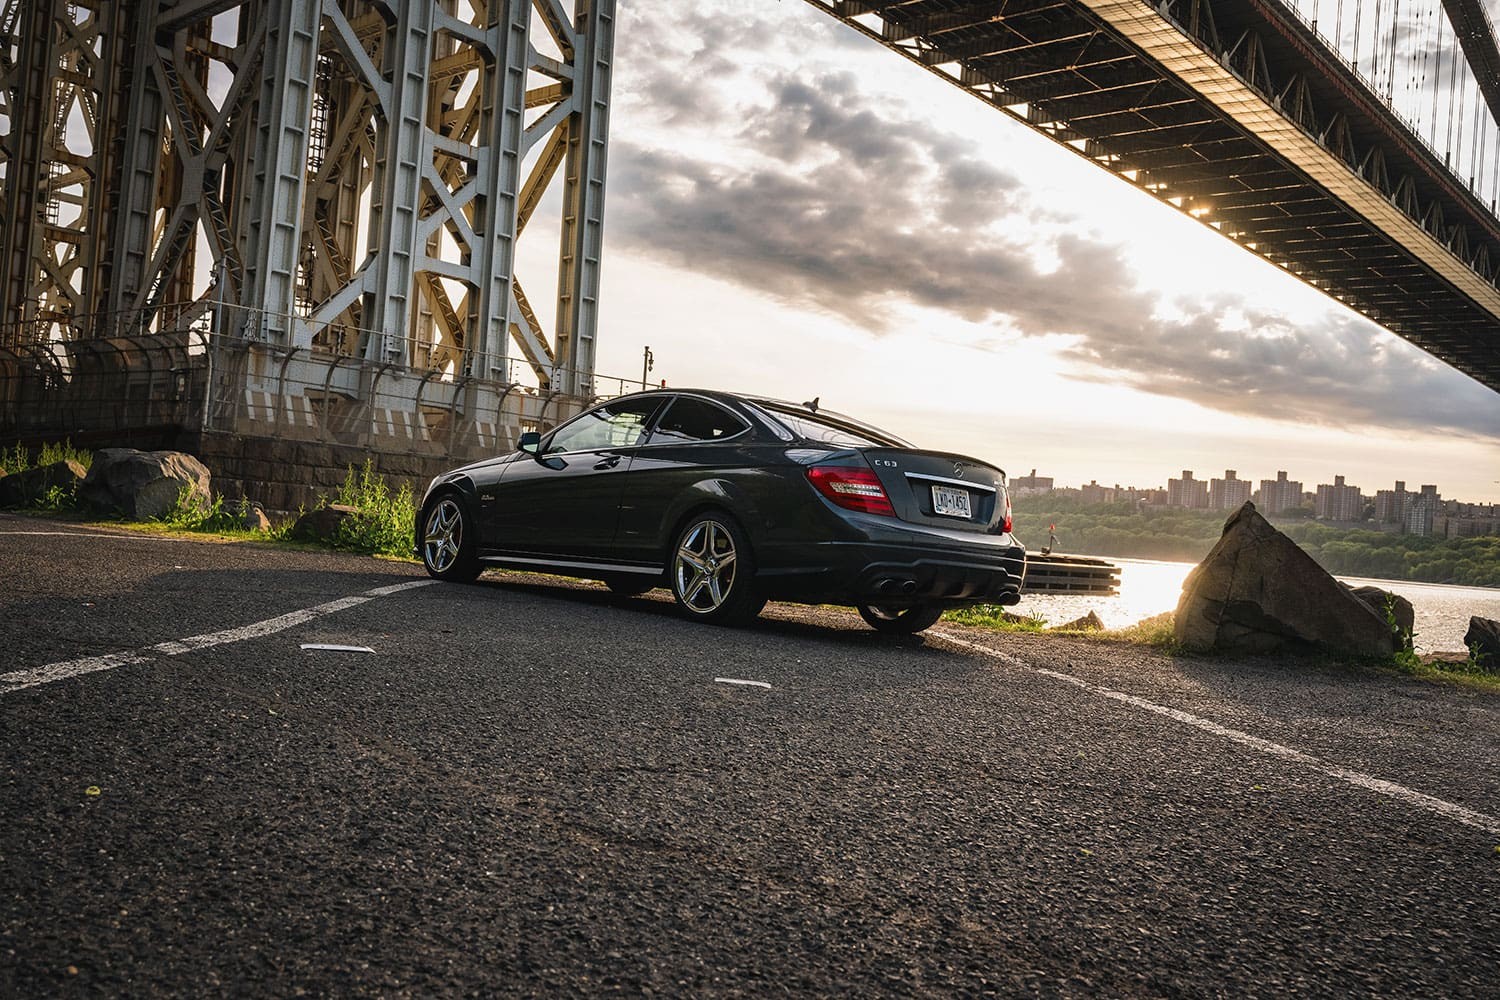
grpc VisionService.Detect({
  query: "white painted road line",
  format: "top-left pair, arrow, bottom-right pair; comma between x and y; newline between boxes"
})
0,579 -> 436,695
0,530 -> 189,541
714,677 -> 772,689
935,631 -> 1500,838
301,644 -> 377,653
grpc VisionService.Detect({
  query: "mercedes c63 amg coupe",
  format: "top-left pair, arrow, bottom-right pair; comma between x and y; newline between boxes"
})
416,389 -> 1026,633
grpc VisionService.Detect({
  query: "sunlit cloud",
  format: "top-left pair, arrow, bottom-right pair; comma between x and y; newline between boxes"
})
606,55 -> 1498,440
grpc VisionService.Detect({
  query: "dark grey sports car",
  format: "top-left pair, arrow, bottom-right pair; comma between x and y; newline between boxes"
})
416,389 -> 1025,633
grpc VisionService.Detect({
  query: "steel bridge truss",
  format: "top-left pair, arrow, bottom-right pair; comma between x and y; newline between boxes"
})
0,0 -> 614,396
807,0 -> 1500,391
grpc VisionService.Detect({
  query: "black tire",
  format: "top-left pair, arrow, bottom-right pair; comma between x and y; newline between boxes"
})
420,494 -> 482,583
858,603 -> 944,634
669,511 -> 766,626
603,574 -> 656,597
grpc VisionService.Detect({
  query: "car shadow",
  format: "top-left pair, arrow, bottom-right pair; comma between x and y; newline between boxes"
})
468,569 -> 960,659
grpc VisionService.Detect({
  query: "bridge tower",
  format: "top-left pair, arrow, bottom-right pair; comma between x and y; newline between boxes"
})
0,0 -> 612,384
0,0 -> 614,506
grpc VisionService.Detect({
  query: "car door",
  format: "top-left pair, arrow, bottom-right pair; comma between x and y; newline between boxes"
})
485,395 -> 668,559
612,395 -> 754,564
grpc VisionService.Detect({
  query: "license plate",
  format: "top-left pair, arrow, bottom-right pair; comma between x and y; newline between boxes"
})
932,484 -> 972,519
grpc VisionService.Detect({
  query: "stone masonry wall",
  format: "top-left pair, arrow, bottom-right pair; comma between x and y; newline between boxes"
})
187,430 -> 477,513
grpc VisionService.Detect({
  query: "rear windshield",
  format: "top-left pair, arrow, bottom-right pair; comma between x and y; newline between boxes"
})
754,403 -> 905,449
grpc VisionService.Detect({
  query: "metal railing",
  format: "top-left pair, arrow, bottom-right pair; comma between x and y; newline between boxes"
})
0,303 -> 655,465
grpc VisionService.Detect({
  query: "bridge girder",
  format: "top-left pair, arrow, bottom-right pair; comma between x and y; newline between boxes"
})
805,0 -> 1500,392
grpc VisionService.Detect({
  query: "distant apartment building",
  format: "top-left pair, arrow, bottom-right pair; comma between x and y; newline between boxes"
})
1080,480 -> 1115,504
1011,469 -> 1054,497
1209,470 -> 1251,510
1256,471 -> 1304,514
1404,485 -> 1441,536
1440,501 -> 1499,538
1116,486 -> 1162,505
1167,470 -> 1210,509
1374,481 -> 1408,524
1315,475 -> 1364,521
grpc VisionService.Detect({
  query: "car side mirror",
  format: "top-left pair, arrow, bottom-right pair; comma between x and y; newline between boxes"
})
518,431 -> 541,454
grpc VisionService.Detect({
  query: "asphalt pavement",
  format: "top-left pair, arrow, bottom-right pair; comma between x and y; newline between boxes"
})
2,511 -> 1498,997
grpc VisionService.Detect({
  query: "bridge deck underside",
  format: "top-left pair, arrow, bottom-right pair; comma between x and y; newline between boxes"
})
843,0 -> 1500,391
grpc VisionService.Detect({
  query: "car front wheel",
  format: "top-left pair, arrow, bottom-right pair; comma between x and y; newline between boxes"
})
670,512 -> 765,625
858,603 -> 944,634
421,495 -> 482,582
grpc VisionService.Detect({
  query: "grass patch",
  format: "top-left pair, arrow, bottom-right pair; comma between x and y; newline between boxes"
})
158,487 -> 293,541
0,439 -> 93,475
1098,612 -> 1181,651
943,605 -> 1048,632
1388,653 -> 1500,692
0,439 -> 93,511
320,461 -> 417,558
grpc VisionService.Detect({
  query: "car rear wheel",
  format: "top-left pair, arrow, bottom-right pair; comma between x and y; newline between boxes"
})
858,603 -> 944,634
671,512 -> 765,625
421,495 -> 482,582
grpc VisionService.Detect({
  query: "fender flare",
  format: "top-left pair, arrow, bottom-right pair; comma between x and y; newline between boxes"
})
658,478 -> 767,558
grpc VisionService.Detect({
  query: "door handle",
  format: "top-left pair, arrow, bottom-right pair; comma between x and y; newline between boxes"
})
594,456 -> 622,470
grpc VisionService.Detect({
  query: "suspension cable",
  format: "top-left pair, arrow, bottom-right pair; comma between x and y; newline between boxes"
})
1386,0 -> 1401,99
1432,4 -> 1446,146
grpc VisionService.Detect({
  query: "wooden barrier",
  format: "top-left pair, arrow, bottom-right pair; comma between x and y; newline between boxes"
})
1022,553 -> 1121,595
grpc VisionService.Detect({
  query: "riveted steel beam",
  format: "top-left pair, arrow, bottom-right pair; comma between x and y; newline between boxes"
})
553,0 -> 613,396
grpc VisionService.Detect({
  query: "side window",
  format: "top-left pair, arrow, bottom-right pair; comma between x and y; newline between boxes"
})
649,397 -> 748,445
543,397 -> 662,454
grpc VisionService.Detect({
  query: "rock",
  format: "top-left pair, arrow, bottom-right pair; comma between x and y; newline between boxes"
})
79,448 -> 212,520
1174,502 -> 1399,658
241,502 -> 272,533
1348,586 -> 1415,649
1463,617 -> 1500,670
289,504 -> 358,543
1053,611 -> 1105,632
0,459 -> 87,507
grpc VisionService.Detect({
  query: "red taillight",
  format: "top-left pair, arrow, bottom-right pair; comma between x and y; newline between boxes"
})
808,466 -> 895,517
1002,488 -> 1013,533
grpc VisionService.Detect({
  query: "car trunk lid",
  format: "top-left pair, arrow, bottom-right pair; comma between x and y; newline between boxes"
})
862,449 -> 1007,533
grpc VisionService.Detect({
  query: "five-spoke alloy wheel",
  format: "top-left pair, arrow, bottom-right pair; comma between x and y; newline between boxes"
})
422,495 -> 482,582
671,512 -> 765,625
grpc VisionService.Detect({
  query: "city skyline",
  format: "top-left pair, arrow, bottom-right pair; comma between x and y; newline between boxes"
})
1031,467 -> 1472,502
536,2 -> 1500,505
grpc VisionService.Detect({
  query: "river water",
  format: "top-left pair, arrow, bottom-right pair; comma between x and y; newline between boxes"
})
1015,557 -> 1500,653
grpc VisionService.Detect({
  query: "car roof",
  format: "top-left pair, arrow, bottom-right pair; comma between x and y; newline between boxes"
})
608,388 -> 909,447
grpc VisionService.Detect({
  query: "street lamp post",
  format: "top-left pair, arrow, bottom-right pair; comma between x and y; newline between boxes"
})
642,345 -> 654,389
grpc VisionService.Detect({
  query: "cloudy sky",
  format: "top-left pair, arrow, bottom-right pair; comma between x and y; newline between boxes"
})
566,1 -> 1500,503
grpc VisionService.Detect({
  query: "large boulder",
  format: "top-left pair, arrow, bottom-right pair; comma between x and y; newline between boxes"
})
289,504 -> 358,544
0,459 -> 87,507
1463,617 -> 1500,671
79,448 -> 211,520
1175,502 -> 1400,658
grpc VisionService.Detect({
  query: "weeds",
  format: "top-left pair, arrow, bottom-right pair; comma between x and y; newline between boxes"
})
0,439 -> 92,511
943,605 -> 1048,632
37,440 -> 92,471
160,486 -> 249,533
34,485 -> 76,511
1101,612 -> 1181,651
0,440 -> 93,475
322,461 -> 416,558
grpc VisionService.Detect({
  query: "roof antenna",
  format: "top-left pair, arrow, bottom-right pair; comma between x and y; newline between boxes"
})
802,396 -> 819,412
